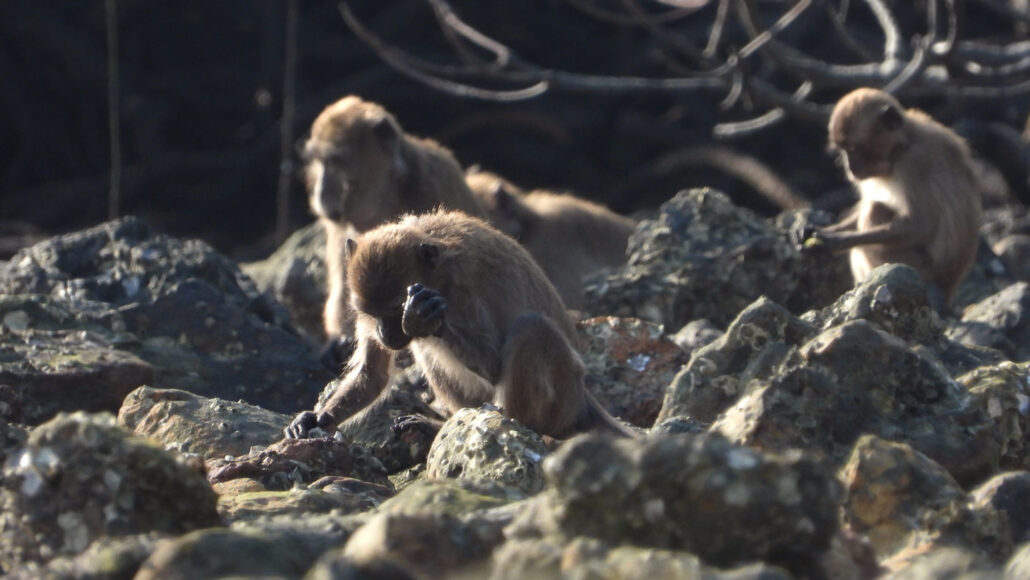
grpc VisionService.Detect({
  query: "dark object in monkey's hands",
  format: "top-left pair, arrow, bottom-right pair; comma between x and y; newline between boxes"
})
402,283 -> 447,338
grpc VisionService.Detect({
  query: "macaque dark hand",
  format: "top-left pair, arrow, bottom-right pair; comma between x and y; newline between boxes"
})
402,284 -> 447,338
284,410 -> 337,439
390,414 -> 443,439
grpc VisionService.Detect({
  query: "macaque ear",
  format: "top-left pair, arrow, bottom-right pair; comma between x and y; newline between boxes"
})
371,115 -> 400,149
417,242 -> 439,270
878,105 -> 903,131
345,238 -> 357,260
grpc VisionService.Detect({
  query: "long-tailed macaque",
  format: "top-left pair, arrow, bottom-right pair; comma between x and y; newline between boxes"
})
465,170 -> 636,311
284,211 -> 630,439
800,88 -> 982,308
300,96 -> 486,364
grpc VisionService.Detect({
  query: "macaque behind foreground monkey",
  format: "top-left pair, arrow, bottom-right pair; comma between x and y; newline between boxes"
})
465,170 -> 637,311
804,88 -> 982,308
300,95 -> 486,359
285,210 -> 630,440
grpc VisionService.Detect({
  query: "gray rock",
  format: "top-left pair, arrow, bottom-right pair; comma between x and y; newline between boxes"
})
509,432 -> 841,574
1005,542 -> 1030,580
218,477 -> 394,524
135,527 -> 340,580
584,189 -> 803,329
491,536 -> 794,580
803,263 -> 943,345
0,216 -> 332,414
117,386 -> 289,461
715,320 -> 1000,484
839,436 -> 1010,564
241,221 -> 329,347
658,296 -> 816,424
993,235 -> 1030,283
670,318 -> 723,355
4,533 -> 167,580
426,406 -> 549,496
962,363 -> 1030,474
336,377 -> 444,475
970,472 -> 1030,545
577,316 -> 687,427
206,436 -> 391,492
950,282 -> 1030,362
0,412 -> 220,568
887,547 -> 1001,580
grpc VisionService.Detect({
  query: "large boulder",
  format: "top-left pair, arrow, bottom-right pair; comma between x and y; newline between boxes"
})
0,217 -> 332,414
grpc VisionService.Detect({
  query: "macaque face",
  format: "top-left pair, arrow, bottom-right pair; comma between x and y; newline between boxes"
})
302,99 -> 403,230
351,288 -> 411,350
829,90 -> 905,181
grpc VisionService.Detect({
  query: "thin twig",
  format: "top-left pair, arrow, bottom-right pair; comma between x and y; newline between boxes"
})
105,0 -> 121,220
276,0 -> 299,244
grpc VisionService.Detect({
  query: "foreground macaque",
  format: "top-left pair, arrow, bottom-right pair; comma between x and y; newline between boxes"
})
465,170 -> 636,311
800,88 -> 982,308
300,95 -> 485,361
285,211 -> 630,439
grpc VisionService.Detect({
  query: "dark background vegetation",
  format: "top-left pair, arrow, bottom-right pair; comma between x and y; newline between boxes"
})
2,1 -> 1028,260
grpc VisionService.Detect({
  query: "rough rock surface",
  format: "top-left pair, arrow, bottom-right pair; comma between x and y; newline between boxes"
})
0,294 -> 153,425
508,432 -> 841,575
577,316 -> 687,427
0,217 -> 331,414
0,412 -> 220,568
118,386 -> 289,460
839,436 -> 1011,565
426,405 -> 549,496
583,190 -> 847,329
135,527 -> 341,580
206,436 -> 391,491
492,536 -> 795,580
241,221 -> 329,346
950,282 -> 1030,362
217,478 -> 394,524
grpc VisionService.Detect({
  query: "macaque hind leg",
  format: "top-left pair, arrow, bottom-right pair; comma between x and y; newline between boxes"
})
496,312 -> 589,438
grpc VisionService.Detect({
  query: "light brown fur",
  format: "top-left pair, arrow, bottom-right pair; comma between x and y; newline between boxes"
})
285,211 -> 629,439
814,88 -> 982,306
301,95 -> 486,346
465,170 -> 637,310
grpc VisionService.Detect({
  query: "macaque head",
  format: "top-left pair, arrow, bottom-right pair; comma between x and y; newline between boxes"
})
828,88 -> 906,181
345,226 -> 443,350
301,96 -> 408,231
465,170 -> 528,239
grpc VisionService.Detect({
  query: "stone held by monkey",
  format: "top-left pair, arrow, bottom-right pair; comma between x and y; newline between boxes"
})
797,88 -> 983,310
299,95 -> 487,367
284,210 -> 631,440
465,169 -> 637,311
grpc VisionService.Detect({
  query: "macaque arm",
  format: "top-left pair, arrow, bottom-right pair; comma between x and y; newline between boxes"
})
286,316 -> 393,438
817,220 -> 920,252
821,210 -> 859,234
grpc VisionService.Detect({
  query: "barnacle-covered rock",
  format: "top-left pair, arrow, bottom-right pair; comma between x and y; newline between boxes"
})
0,217 -> 331,413
508,432 -> 841,574
242,221 -> 329,346
658,297 -> 816,424
425,406 -> 548,496
206,436 -> 390,491
950,282 -> 1030,362
839,436 -> 1011,564
584,189 -> 802,329
0,412 -> 219,568
577,316 -> 687,427
118,386 -> 288,461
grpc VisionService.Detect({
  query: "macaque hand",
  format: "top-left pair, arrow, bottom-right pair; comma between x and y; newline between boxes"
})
402,283 -> 447,338
284,410 -> 337,439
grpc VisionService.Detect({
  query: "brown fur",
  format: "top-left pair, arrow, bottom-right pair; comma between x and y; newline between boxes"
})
287,211 -> 629,439
301,95 -> 486,343
818,88 -> 983,305
465,170 -> 637,310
